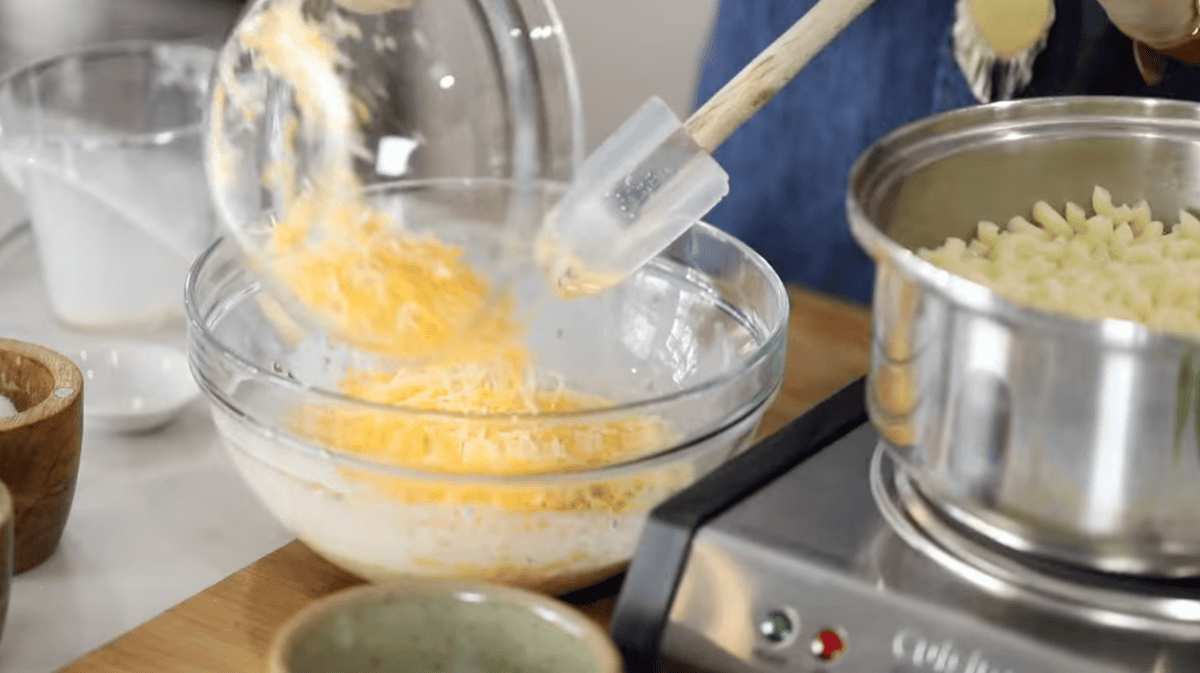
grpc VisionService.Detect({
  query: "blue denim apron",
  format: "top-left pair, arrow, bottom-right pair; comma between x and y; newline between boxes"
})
695,0 -> 1200,305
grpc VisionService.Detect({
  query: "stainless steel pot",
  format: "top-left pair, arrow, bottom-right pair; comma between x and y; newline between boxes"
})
847,96 -> 1200,577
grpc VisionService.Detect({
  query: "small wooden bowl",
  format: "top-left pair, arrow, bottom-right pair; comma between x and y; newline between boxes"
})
0,338 -> 83,573
0,482 -> 14,644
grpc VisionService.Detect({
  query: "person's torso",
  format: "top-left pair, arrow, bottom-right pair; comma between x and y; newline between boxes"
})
696,0 -> 1200,304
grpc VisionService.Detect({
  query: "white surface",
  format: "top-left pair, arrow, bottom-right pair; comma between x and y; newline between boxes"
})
73,341 -> 201,434
0,229 -> 293,673
0,395 -> 13,419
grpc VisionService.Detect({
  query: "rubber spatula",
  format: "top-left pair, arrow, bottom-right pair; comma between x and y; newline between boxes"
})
535,0 -> 882,297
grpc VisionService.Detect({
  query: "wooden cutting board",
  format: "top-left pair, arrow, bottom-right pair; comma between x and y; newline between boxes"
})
60,285 -> 872,673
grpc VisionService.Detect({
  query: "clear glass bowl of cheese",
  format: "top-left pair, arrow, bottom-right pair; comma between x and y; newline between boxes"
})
186,179 -> 788,595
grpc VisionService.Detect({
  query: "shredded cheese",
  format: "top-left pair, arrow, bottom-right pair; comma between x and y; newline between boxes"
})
227,0 -> 684,516
266,194 -> 515,362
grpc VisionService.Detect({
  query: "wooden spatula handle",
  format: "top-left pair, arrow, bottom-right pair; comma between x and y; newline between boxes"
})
684,0 -> 882,154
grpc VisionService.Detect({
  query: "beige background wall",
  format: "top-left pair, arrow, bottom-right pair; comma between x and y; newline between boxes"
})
551,0 -> 721,149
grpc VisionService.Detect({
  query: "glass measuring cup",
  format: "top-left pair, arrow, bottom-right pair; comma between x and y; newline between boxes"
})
0,41 -> 217,330
206,0 -> 584,358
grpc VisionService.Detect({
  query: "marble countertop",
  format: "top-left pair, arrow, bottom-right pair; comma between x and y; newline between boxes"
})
0,231 -> 293,673
0,1 -> 297,671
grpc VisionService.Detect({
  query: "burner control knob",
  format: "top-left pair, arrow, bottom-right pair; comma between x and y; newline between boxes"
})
758,610 -> 796,644
811,628 -> 847,662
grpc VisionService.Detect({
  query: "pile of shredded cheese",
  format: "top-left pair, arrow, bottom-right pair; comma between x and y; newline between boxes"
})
270,201 -> 684,512
920,186 -> 1200,337
227,0 -> 684,515
266,189 -> 518,363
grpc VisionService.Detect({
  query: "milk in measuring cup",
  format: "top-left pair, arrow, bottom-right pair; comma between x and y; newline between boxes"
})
0,137 -> 214,329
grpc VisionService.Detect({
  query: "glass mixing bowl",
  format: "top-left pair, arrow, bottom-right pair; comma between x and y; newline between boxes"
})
186,179 -> 788,595
206,0 -> 586,353
207,0 -> 583,258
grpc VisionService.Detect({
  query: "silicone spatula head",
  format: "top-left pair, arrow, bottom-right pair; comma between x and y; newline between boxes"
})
535,96 -> 729,298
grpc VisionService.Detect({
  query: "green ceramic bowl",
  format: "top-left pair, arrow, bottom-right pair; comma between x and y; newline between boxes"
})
268,581 -> 623,673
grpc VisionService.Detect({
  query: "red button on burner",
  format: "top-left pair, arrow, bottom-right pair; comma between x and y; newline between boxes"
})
811,628 -> 847,662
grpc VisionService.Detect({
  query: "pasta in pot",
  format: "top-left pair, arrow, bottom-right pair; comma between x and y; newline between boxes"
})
919,186 -> 1200,338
